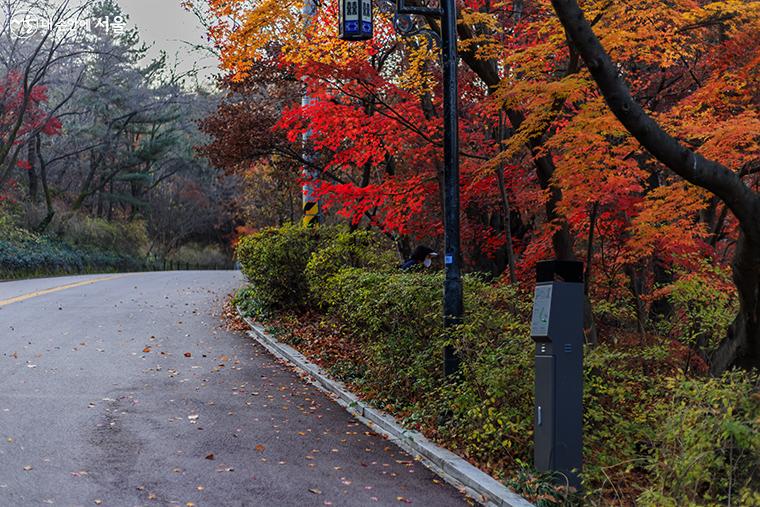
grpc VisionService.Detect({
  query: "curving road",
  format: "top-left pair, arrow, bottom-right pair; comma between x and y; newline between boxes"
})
0,272 -> 466,507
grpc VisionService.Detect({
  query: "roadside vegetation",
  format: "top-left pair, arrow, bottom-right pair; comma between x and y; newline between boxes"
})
0,207 -> 231,279
234,225 -> 760,506
0,212 -> 144,278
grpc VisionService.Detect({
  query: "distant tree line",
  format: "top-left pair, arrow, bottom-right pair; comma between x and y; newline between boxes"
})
0,0 -> 240,262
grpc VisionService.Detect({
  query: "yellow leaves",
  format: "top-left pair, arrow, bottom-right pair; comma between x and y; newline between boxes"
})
682,0 -> 760,33
587,0 -> 697,68
493,74 -> 589,112
281,4 -> 385,68
396,39 -> 436,96
457,9 -> 502,61
209,0 -> 305,80
460,9 -> 499,31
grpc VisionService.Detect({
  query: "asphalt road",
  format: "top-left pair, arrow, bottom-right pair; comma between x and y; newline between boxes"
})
0,272 -> 467,507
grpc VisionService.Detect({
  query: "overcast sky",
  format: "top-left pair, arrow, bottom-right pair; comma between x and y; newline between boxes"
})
3,1 -> 220,83
117,0 -> 219,83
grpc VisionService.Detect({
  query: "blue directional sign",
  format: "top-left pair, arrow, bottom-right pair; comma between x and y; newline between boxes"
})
339,0 -> 372,40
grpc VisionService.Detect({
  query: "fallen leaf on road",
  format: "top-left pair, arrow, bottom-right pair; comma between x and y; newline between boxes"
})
184,352 -> 192,358
205,453 -> 215,460
143,347 -> 151,353
255,444 -> 265,453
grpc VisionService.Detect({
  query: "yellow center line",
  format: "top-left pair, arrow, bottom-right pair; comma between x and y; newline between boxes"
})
0,274 -> 127,308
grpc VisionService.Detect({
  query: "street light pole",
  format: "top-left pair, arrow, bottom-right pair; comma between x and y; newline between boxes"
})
339,0 -> 463,376
440,0 -> 463,376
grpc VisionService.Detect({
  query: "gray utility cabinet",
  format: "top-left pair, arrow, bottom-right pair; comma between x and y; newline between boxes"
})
530,260 -> 584,490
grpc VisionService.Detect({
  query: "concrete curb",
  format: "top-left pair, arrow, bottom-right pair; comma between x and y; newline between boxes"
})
237,307 -> 534,507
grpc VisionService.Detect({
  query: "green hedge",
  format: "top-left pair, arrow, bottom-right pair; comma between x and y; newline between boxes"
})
236,224 -> 323,312
0,226 -> 145,279
236,224 -> 395,312
235,226 -> 760,505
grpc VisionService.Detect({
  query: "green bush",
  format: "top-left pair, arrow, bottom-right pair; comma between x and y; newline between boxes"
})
320,268 -> 444,404
662,269 -> 738,353
638,371 -> 760,507
236,224 -> 393,311
582,344 -> 673,502
313,268 -> 539,475
0,234 -> 145,279
234,286 -> 271,320
305,228 -> 396,306
236,224 -> 321,310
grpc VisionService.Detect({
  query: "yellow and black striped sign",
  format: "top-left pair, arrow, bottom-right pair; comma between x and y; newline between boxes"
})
303,201 -> 319,228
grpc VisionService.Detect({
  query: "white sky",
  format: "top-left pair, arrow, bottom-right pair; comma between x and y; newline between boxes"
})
3,1 -> 221,84
116,0 -> 219,84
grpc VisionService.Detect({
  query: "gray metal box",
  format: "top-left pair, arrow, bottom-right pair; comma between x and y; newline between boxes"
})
531,263 -> 584,490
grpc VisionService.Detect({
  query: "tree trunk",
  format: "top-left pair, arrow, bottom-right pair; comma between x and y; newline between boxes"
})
550,0 -> 760,369
711,232 -> 760,373
34,135 -> 55,233
497,110 -> 518,284
27,141 -> 38,202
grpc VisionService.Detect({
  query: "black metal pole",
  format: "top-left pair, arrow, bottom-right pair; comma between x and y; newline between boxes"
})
441,0 -> 462,376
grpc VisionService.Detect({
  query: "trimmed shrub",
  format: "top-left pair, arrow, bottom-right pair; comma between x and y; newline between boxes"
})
236,223 -> 323,311
305,228 -> 396,306
0,235 -> 144,279
319,268 -> 444,404
311,268 -> 538,474
236,225 -> 394,311
56,214 -> 149,258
